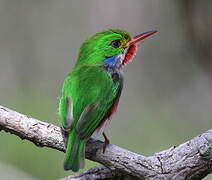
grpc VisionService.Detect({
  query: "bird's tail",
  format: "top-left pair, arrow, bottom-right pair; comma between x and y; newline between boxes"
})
64,129 -> 85,172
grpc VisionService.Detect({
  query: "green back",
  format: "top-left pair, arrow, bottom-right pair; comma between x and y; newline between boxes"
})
59,29 -> 130,138
59,65 -> 120,138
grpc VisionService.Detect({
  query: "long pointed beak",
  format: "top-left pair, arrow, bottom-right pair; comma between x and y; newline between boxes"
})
127,30 -> 157,47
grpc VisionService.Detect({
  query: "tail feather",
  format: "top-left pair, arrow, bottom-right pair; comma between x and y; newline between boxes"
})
64,130 -> 85,172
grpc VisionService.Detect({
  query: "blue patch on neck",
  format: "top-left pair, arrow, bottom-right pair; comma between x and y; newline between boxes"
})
103,55 -> 122,67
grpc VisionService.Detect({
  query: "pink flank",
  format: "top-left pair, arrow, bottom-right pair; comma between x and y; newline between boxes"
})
96,97 -> 120,135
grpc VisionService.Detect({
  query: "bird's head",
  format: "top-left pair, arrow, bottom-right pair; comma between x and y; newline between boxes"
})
76,29 -> 157,68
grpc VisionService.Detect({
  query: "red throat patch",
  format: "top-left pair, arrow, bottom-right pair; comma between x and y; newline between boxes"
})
122,44 -> 137,65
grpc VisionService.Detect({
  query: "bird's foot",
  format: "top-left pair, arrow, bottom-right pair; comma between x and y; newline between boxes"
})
103,132 -> 110,153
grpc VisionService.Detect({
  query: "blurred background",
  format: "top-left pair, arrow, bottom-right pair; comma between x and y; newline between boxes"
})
0,0 -> 212,179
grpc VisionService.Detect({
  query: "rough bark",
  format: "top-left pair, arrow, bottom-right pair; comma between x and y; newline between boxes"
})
59,165 -> 139,180
0,105 -> 211,180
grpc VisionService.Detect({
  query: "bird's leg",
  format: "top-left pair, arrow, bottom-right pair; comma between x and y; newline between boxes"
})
103,132 -> 110,153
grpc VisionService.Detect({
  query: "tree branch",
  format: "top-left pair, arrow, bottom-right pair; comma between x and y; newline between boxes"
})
58,165 -> 138,180
0,105 -> 212,179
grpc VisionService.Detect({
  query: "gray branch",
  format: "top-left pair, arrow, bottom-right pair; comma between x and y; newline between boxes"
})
59,165 -> 138,180
0,105 -> 212,180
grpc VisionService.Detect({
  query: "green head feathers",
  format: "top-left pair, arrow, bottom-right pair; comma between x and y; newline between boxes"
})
76,29 -> 131,66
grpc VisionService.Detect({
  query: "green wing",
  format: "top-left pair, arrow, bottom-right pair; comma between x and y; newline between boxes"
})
59,65 -> 120,139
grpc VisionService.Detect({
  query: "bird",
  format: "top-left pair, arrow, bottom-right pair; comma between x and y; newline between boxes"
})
58,29 -> 157,172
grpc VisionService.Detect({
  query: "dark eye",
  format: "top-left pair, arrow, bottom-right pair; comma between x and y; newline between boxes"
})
110,40 -> 121,48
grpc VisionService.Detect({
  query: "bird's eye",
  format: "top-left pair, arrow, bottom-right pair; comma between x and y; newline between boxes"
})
110,40 -> 121,48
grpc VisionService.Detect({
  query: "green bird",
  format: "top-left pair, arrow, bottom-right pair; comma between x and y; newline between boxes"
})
58,29 -> 156,172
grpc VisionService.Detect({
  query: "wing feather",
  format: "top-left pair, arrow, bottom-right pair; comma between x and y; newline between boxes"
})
60,65 -> 122,140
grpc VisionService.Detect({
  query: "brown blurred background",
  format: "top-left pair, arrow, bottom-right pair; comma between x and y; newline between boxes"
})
0,0 -> 212,179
